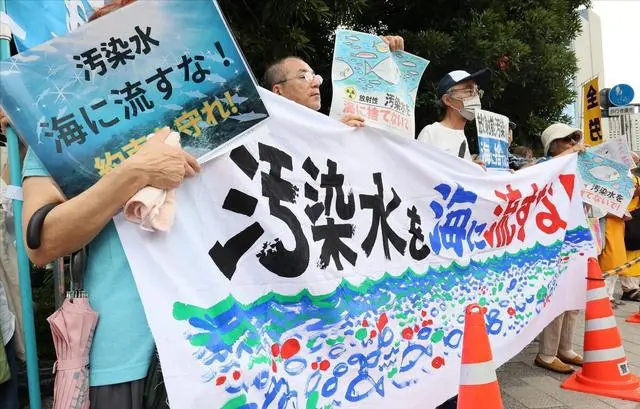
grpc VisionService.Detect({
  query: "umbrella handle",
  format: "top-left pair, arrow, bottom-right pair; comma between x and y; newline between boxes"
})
70,247 -> 87,293
26,202 -> 60,249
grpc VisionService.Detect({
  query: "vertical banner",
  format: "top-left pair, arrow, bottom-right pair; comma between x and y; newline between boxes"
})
582,77 -> 603,146
0,0 -> 269,199
475,109 -> 509,170
329,29 -> 429,138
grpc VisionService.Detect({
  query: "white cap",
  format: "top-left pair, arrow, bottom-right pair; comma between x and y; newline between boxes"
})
541,123 -> 582,156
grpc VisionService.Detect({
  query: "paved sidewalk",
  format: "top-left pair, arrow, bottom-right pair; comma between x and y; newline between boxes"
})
497,296 -> 640,409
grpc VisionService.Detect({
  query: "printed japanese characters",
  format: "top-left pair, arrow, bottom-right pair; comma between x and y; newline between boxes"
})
329,29 -> 429,138
0,0 -> 268,198
583,77 -> 603,146
115,91 -> 593,409
475,109 -> 510,170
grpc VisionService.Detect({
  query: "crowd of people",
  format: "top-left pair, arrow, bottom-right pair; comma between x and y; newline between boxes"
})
0,0 -> 639,408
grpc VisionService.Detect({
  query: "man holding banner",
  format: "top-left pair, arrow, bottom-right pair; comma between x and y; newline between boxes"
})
262,35 -> 405,128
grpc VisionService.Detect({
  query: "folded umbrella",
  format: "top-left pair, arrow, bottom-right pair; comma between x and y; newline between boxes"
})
47,248 -> 98,409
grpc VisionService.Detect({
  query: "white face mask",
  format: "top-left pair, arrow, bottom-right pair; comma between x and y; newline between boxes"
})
457,95 -> 482,121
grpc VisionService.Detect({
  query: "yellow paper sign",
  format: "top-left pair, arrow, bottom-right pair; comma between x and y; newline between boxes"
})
582,77 -> 603,146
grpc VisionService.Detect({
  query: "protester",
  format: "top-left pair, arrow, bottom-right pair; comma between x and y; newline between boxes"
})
621,166 -> 640,301
507,121 -> 534,170
0,112 -> 20,409
18,1 -> 200,407
534,123 -> 584,374
417,69 -> 490,167
263,35 -> 405,128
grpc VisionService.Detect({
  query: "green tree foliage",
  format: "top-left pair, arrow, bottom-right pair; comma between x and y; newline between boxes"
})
218,0 -> 590,151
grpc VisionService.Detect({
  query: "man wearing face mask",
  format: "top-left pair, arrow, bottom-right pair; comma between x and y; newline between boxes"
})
417,69 -> 491,166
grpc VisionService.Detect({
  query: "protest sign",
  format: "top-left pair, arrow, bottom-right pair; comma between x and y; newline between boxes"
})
475,109 -> 510,170
115,89 -> 594,409
0,0 -> 268,198
582,77 -> 603,146
590,136 -> 636,169
329,29 -> 429,138
4,0 -> 106,52
578,151 -> 635,217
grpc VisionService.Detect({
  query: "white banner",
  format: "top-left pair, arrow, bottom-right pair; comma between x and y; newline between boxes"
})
116,89 -> 594,409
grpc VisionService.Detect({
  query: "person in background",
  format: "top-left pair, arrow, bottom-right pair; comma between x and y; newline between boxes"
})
263,35 -> 405,128
417,69 -> 490,167
621,156 -> 640,301
0,110 -> 22,409
20,1 -> 200,408
534,123 -> 584,374
507,121 -> 534,170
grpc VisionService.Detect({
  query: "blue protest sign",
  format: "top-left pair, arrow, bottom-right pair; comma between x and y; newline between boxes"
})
329,29 -> 429,138
0,0 -> 269,198
475,109 -> 510,170
578,150 -> 635,217
609,83 -> 635,106
5,0 -> 105,51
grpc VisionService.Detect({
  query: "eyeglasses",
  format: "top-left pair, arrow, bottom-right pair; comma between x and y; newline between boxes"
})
557,132 -> 582,144
448,86 -> 484,98
275,71 -> 323,86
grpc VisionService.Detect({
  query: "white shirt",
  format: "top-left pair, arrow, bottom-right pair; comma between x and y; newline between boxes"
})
417,122 -> 472,162
0,280 -> 15,346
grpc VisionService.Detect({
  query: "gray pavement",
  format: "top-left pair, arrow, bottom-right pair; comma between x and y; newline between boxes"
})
498,293 -> 640,409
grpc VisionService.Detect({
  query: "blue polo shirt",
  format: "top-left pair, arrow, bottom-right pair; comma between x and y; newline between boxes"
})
22,148 -> 153,386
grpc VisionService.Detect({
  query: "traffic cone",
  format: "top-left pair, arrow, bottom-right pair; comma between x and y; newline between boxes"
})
457,304 -> 503,409
561,258 -> 640,401
626,306 -> 640,324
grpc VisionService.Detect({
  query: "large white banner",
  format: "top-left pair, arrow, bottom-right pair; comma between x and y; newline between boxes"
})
115,89 -> 594,408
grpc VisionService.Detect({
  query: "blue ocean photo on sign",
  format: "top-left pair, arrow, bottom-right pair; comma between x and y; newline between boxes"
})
0,0 -> 269,198
4,0 -> 107,52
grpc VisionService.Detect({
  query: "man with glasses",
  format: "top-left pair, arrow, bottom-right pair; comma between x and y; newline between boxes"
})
417,69 -> 491,166
262,36 -> 405,127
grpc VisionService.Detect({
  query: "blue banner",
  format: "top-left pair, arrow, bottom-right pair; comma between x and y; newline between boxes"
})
5,0 -> 106,52
0,0 -> 269,198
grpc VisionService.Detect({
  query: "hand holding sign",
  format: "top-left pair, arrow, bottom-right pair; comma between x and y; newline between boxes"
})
127,127 -> 200,190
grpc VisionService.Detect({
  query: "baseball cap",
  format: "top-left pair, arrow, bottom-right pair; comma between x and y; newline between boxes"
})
436,68 -> 492,99
541,123 -> 582,156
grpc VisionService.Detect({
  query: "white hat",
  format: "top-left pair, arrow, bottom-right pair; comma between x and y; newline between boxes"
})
541,123 -> 582,156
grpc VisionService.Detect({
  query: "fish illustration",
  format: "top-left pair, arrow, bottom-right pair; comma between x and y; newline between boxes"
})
333,59 -> 355,81
365,57 -> 401,85
346,35 -> 360,42
375,42 -> 390,53
354,51 -> 378,59
401,60 -> 418,68
369,80 -> 382,85
407,71 -> 420,76
589,165 -> 620,182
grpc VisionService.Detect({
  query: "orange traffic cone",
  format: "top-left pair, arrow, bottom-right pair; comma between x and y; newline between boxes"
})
457,304 -> 504,409
626,305 -> 640,324
561,258 -> 640,401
